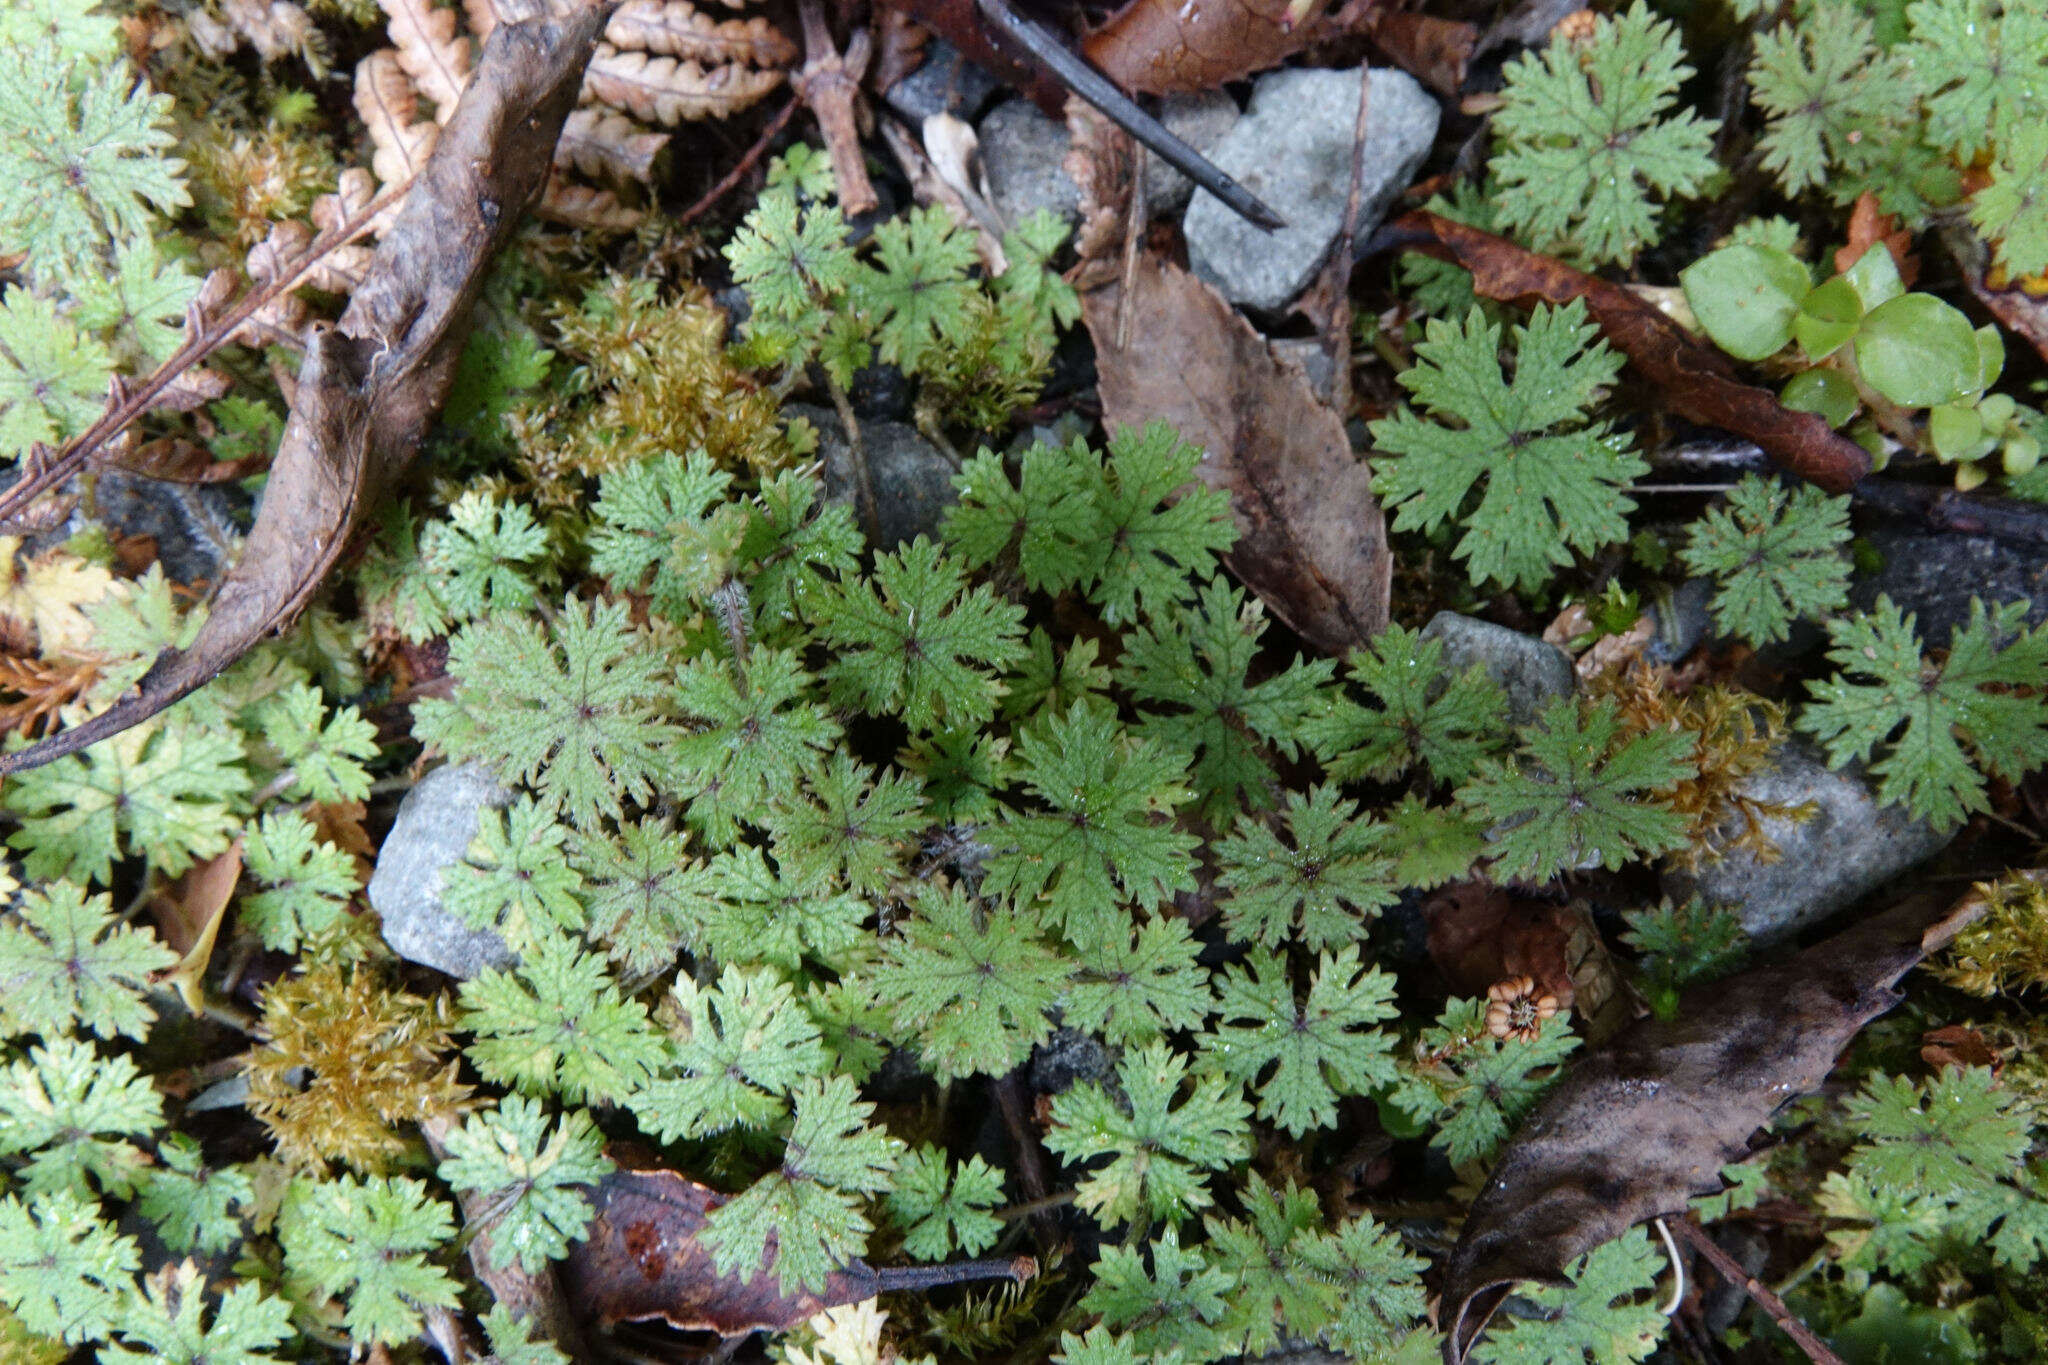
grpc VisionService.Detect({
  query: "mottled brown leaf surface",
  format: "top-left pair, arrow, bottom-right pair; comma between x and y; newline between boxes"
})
1085,257 -> 1390,653
1084,0 -> 1333,94
1442,889 -> 1994,1363
562,1167 -> 1033,1336
1946,224 -> 2048,367
1387,212 -> 1872,493
0,5 -> 611,777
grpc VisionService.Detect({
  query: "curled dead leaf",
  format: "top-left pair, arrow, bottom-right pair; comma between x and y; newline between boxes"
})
1440,885 -> 2010,1363
1083,0 -> 1333,94
1084,255 -> 1390,654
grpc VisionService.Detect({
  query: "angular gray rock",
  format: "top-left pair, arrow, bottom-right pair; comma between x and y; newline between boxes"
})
1184,66 -> 1439,312
1848,525 -> 2048,649
978,91 -> 1241,228
1644,577 -> 1716,665
1030,1028 -> 1113,1097
790,402 -> 959,547
370,762 -> 517,979
883,38 -> 1002,124
1662,742 -> 1952,946
1419,611 -> 1575,729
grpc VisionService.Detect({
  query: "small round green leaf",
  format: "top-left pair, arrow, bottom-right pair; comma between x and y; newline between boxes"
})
1975,325 -> 2005,393
1854,294 -> 1981,409
1793,277 -> 1863,360
1928,402 -> 1987,462
2006,432 -> 2041,477
1781,367 -> 1859,428
1680,245 -> 1809,361
1839,244 -> 1905,311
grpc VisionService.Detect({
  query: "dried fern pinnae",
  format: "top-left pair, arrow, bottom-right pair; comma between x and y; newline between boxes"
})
606,0 -> 796,67
381,0 -> 473,117
557,105 -> 668,184
353,49 -> 439,190
582,44 -> 785,126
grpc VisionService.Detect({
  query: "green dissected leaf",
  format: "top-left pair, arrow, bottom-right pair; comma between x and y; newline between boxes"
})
481,1303 -> 572,1365
1679,475 -> 1852,645
671,647 -> 840,846
1204,1175 -> 1340,1355
1118,577 -> 1335,822
255,681 -> 377,805
815,536 -> 1026,733
7,715 -> 249,886
628,965 -> 824,1141
702,1074 -> 903,1296
1055,1324 -> 1185,1365
135,1134 -> 252,1256
1469,1226 -> 1667,1364
1313,1213 -> 1432,1358
872,886 -> 1063,1082
1457,696 -> 1696,881
1844,1067 -> 2029,1195
575,817 -> 718,974
887,1145 -> 1006,1262
0,36 -> 187,282
1214,785 -> 1399,952
725,187 -> 860,373
1369,302 -> 1640,592
70,233 -> 201,367
1303,624 -> 1511,786
1080,1227 -> 1233,1363
1620,899 -> 1749,1012
861,204 -> 981,374
0,1036 -> 161,1199
1905,0 -> 2048,160
1798,596 -> 2048,829
239,811 -> 356,954
1390,996 -> 1580,1166
100,1263 -> 292,1365
422,492 -> 551,624
982,700 -> 1197,948
1064,915 -> 1213,1047
278,1175 -> 459,1349
1489,1 -> 1717,264
0,879 -> 173,1040
1204,948 -> 1399,1138
1044,1042 -> 1250,1227
1086,423 -> 1237,627
1003,629 -> 1113,723
415,597 -> 675,831
1376,794 -> 1487,891
0,1190 -> 138,1344
1748,2 -> 1919,202
444,797 -> 587,953
1974,123 -> 2048,279
458,928 -> 667,1106
694,843 -> 869,974
943,439 -> 1109,595
587,452 -> 742,620
437,1095 -> 613,1274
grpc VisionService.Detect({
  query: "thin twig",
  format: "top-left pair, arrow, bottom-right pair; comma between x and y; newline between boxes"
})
0,184 -> 405,526
795,0 -> 877,215
1316,65 -> 1373,415
675,96 -> 800,226
824,372 -> 879,546
1671,1217 -> 1845,1365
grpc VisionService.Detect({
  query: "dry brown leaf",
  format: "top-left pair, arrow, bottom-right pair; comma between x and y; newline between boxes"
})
380,0 -> 474,117
608,0 -> 795,65
1062,98 -> 1134,288
1835,190 -> 1918,287
150,837 -> 244,1015
0,656 -> 98,739
537,174 -> 646,229
1363,8 -> 1476,96
0,6 -> 610,777
1084,255 -> 1390,654
1083,0 -> 1333,95
561,1165 -> 1033,1336
355,50 -> 441,190
585,42 -> 784,123
1440,883 -> 2015,1362
555,105 -> 667,182
102,438 -> 270,485
1945,223 -> 2048,367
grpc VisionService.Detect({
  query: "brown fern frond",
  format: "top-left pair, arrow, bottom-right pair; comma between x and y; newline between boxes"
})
0,657 -> 100,739
378,0 -> 474,117
607,0 -> 795,66
354,50 -> 440,190
556,105 -> 668,183
584,43 -> 784,124
538,175 -> 647,230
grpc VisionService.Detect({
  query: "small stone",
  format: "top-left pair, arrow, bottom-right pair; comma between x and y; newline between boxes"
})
370,762 -> 517,980
1030,1028 -> 1113,1096
980,99 -> 1080,228
977,91 -> 1241,229
1849,525 -> 2048,649
1662,741 -> 1952,946
884,38 -> 1003,124
789,403 -> 959,547
1644,577 -> 1716,665
1266,336 -> 1339,406
1185,66 -> 1439,312
93,468 -> 245,588
1419,611 -> 1576,728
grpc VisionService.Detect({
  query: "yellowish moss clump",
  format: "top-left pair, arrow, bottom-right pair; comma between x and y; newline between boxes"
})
1934,873 -> 2048,998
244,958 -> 470,1174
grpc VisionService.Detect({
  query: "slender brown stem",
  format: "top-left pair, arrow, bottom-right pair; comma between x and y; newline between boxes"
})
991,1066 -> 1052,1210
796,0 -> 878,216
868,1255 -> 1037,1294
0,185 -> 404,525
1671,1217 -> 1845,1365
824,372 -> 879,546
676,96 -> 800,226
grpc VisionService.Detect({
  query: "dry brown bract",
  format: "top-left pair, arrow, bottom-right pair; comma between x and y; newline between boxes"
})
1485,976 -> 1560,1043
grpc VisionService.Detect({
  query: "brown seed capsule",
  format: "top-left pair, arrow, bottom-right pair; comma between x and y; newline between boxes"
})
1485,975 -> 1561,1043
